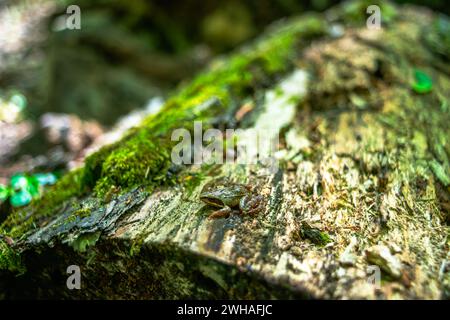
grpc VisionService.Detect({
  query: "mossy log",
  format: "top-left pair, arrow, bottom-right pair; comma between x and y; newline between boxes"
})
1,0 -> 450,299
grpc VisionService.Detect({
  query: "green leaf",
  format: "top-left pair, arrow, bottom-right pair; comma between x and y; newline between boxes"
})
25,176 -> 40,198
9,93 -> 27,111
412,69 -> 433,94
10,174 -> 29,191
0,184 -> 10,202
10,174 -> 40,199
69,232 -> 101,253
34,173 -> 57,186
10,190 -> 33,207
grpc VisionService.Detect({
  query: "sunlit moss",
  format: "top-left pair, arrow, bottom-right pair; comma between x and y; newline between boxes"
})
0,241 -> 25,274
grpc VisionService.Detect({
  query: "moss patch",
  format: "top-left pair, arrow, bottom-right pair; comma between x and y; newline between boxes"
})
0,241 -> 25,274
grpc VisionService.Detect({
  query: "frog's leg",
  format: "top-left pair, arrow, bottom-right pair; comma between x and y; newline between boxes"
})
240,195 -> 265,215
208,206 -> 233,219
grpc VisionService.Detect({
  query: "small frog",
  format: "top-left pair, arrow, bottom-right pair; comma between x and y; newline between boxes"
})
199,180 -> 264,219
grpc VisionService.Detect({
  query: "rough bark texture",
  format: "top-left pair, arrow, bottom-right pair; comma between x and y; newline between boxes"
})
1,0 -> 449,299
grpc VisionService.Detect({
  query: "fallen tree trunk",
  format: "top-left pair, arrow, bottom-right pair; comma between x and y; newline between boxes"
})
1,0 -> 449,299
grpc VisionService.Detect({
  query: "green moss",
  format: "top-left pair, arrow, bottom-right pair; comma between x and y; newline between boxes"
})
73,207 -> 92,218
430,160 -> 450,186
82,144 -> 116,189
180,172 -> 206,196
0,169 -> 85,240
57,207 -> 92,226
300,223 -> 332,246
93,135 -> 173,196
63,215 -> 77,225
69,231 -> 101,253
0,241 -> 25,274
178,163 -> 224,196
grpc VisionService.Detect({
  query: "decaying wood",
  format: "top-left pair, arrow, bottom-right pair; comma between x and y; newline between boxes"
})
1,1 -> 449,299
